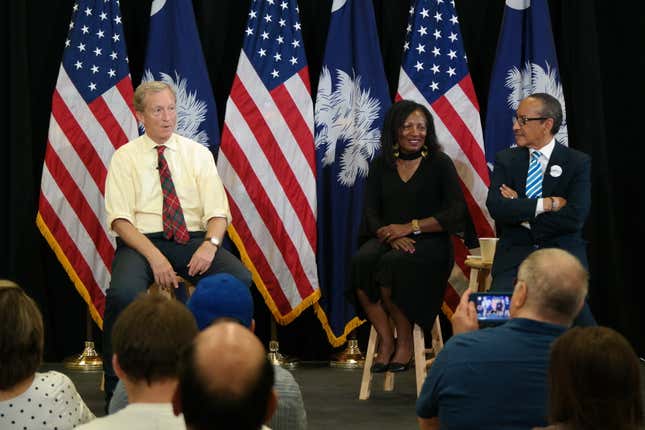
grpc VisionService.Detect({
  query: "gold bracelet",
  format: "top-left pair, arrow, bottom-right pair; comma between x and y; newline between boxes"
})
411,219 -> 421,235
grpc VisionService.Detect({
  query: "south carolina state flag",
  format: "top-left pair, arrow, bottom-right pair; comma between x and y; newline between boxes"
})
142,0 -> 220,152
484,0 -> 568,167
313,0 -> 391,346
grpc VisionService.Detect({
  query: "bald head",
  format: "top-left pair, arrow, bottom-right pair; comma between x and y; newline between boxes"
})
176,321 -> 275,430
514,248 -> 588,325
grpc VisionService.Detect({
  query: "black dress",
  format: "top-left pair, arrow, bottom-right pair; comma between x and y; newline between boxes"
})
350,151 -> 466,331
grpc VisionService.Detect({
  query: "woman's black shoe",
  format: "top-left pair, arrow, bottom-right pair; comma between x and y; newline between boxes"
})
388,361 -> 411,373
370,362 -> 390,373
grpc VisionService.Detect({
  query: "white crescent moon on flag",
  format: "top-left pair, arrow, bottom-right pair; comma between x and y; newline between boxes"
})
150,0 -> 167,16
332,0 -> 348,13
506,0 -> 530,10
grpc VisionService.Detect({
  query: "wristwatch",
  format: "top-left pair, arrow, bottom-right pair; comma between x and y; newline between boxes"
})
411,219 -> 421,235
551,197 -> 559,210
205,236 -> 221,248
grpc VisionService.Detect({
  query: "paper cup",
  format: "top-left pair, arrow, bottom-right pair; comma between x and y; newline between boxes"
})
479,238 -> 499,263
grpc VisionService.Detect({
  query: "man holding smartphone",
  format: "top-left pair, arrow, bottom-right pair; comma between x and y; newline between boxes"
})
416,248 -> 588,430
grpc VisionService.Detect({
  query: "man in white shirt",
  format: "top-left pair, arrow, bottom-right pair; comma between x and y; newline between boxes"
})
102,81 -> 251,401
78,294 -> 198,430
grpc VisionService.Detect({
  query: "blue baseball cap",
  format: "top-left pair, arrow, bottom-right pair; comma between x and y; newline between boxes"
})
187,273 -> 253,330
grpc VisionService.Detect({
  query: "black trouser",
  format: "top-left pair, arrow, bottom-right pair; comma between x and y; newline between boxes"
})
102,233 -> 252,404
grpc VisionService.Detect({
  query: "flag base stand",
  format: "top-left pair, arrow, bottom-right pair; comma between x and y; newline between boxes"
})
63,307 -> 102,372
330,331 -> 365,369
267,340 -> 299,369
63,341 -> 103,372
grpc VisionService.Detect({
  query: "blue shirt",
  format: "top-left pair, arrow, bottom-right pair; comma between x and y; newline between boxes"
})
416,318 -> 566,430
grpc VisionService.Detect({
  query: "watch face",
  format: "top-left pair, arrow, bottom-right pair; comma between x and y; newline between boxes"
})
210,237 -> 221,247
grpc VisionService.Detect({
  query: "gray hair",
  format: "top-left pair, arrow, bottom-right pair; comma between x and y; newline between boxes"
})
528,93 -> 563,136
133,81 -> 176,112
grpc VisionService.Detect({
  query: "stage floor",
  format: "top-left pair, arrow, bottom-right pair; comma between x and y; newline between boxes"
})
43,360 -> 645,429
42,362 -> 420,429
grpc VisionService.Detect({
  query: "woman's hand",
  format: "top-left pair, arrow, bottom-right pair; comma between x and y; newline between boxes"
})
377,223 -> 412,242
390,237 -> 416,253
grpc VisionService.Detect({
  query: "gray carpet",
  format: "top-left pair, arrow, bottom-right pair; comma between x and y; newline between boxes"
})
43,360 -> 645,430
42,362 -> 420,429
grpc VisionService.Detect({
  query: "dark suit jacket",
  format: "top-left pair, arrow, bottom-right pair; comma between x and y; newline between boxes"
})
486,142 -> 591,278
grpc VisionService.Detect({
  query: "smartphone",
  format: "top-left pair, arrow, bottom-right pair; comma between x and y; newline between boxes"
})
469,292 -> 512,326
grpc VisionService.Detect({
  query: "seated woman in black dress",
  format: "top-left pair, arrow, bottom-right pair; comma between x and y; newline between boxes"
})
351,100 -> 466,372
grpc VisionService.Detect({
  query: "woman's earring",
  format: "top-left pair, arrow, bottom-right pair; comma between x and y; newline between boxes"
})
393,143 -> 400,159
421,145 -> 428,158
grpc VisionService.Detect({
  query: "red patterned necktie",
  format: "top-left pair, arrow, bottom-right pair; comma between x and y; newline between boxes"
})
156,145 -> 190,244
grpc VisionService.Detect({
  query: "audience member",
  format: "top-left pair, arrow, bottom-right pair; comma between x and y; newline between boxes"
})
416,248 -> 588,430
173,320 -> 276,430
108,273 -> 307,430
78,293 -> 198,429
0,280 -> 94,429
534,326 -> 643,430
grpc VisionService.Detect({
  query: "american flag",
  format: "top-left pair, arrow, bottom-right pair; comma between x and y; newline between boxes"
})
397,0 -> 495,313
217,0 -> 320,324
36,0 -> 138,326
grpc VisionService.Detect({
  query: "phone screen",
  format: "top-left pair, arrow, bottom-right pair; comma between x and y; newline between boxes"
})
470,293 -> 512,323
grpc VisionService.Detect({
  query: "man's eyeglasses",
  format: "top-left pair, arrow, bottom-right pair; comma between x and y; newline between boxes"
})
513,115 -> 548,126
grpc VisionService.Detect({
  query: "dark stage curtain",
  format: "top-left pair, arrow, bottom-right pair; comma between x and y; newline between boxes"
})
2,0 -> 643,360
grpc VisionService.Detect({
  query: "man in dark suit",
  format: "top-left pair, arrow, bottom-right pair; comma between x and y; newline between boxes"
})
486,93 -> 595,325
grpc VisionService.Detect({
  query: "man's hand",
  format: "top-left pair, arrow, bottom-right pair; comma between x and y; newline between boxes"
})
550,196 -> 567,212
187,242 -> 217,277
451,289 -> 479,335
499,184 -> 518,199
149,252 -> 178,289
390,237 -> 416,253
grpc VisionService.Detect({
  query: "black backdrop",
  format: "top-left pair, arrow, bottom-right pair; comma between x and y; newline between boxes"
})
3,0 -> 644,361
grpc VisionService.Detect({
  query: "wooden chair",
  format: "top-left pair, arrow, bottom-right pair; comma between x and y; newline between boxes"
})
359,316 -> 443,399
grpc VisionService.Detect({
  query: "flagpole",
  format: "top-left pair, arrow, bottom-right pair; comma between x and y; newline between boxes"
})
63,306 -> 102,371
267,317 -> 299,369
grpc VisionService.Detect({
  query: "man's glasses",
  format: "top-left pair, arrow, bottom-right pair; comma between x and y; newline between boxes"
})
513,114 -> 548,126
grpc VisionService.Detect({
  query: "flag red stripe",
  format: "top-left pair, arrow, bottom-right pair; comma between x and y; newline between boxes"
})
88,96 -> 128,150
297,67 -> 312,93
229,79 -> 316,248
116,78 -> 137,123
222,124 -> 316,299
432,96 -> 489,183
459,75 -> 481,111
226,195 -> 293,315
458,178 -> 495,238
38,194 -> 106,315
270,84 -> 316,172
44,146 -> 115,268
52,91 -> 108,193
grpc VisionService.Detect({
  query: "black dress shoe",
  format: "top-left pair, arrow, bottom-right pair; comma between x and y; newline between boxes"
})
370,362 -> 390,373
388,361 -> 411,373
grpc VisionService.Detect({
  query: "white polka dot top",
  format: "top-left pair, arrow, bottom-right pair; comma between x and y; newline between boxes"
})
0,371 -> 95,430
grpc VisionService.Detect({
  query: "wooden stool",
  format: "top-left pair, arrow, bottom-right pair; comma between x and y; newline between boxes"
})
465,257 -> 493,292
359,316 -> 443,399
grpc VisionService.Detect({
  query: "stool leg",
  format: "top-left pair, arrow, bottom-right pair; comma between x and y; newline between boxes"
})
359,325 -> 378,400
413,324 -> 426,397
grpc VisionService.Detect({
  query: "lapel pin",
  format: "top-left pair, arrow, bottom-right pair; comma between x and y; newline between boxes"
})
550,165 -> 563,177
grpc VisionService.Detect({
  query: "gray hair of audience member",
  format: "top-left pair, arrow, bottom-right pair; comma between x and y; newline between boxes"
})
176,320 -> 275,430
547,326 -> 643,430
516,248 -> 588,323
0,281 -> 44,390
133,81 -> 176,112
112,293 -> 198,384
527,92 -> 563,135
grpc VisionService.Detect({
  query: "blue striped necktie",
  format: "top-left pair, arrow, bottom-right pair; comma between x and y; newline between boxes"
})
525,150 -> 543,198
